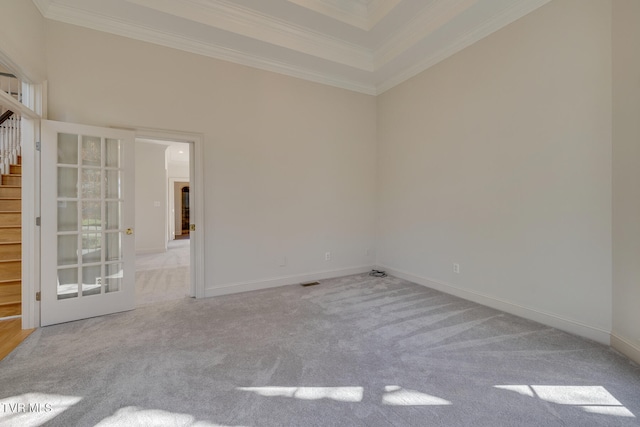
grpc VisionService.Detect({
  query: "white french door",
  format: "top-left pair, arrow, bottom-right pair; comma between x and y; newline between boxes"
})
41,120 -> 135,326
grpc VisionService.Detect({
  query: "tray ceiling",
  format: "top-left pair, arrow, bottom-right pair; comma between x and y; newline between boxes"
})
33,0 -> 551,94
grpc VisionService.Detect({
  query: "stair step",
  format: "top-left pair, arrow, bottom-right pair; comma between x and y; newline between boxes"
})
0,212 -> 20,226
0,281 -> 20,298
0,243 -> 21,260
1,175 -> 21,186
0,260 -> 20,282
0,187 -> 20,198
9,165 -> 21,175
0,227 -> 20,243
0,293 -> 20,306
0,302 -> 20,317
0,199 -> 20,211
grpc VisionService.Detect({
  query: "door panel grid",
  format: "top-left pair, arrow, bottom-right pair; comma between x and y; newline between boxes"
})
42,120 -> 135,326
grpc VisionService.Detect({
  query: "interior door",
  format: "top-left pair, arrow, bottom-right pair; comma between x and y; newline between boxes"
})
41,120 -> 135,326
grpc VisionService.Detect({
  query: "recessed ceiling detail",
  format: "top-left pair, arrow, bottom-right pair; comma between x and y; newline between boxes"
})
33,0 -> 552,95
286,0 -> 401,31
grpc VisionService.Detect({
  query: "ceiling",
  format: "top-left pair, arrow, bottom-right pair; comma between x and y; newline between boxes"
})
138,138 -> 190,163
33,0 -> 551,95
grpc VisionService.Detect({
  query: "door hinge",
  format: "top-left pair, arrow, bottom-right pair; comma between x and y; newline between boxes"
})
36,141 -> 41,151
35,291 -> 41,301
36,217 -> 41,226
190,224 -> 196,231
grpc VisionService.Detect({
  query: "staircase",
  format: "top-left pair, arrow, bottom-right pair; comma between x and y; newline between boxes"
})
0,156 -> 20,318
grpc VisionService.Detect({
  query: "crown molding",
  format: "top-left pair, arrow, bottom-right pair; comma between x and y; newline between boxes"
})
125,0 -> 373,71
32,0 -> 51,17
38,0 -> 378,95
287,0 -> 400,31
376,0 -> 553,94
373,0 -> 477,69
367,0 -> 402,29
34,0 -> 552,96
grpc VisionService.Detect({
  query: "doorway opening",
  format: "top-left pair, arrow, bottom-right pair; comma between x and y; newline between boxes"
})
134,138 -> 192,307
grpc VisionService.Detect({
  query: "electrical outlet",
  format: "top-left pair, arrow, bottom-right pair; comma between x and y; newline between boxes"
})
453,263 -> 460,274
325,252 -> 331,261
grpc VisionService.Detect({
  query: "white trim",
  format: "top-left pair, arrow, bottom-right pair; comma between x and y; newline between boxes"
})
286,0 -> 400,31
38,0 -> 377,96
377,264 -> 611,345
132,128 -> 205,299
373,0 -> 477,69
610,334 -> 640,365
126,0 -> 373,71
0,90 -> 39,120
20,118 -> 39,329
34,0 -> 550,96
205,265 -> 373,298
377,0 -> 552,93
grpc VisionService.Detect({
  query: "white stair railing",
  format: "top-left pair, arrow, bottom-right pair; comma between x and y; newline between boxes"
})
0,112 -> 20,175
0,70 -> 22,175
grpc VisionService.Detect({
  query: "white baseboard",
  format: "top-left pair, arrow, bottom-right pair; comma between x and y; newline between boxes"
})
377,264 -> 611,345
611,333 -> 640,365
205,265 -> 374,298
136,247 -> 166,255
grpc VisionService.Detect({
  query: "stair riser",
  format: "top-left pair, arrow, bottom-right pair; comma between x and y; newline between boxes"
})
0,294 -> 21,306
0,213 -> 20,226
1,176 -> 21,186
0,188 -> 20,198
0,281 -> 20,297
9,165 -> 21,174
0,244 -> 21,260
0,303 -> 20,317
0,228 -> 20,243
0,199 -> 20,211
0,261 -> 20,282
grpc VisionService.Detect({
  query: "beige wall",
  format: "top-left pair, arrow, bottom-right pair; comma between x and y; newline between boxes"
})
0,0 -> 46,82
19,1 -> 640,351
45,20 -> 378,289
377,0 -> 612,342
134,142 -> 168,254
612,0 -> 640,363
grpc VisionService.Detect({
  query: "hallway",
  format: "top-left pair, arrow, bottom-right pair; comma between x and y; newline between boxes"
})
135,239 -> 190,306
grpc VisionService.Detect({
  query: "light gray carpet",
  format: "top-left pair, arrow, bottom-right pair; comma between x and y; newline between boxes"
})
135,239 -> 190,306
1,274 -> 639,426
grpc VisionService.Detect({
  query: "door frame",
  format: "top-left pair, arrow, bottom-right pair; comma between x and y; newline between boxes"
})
168,177 -> 189,240
0,85 -> 42,329
133,128 -> 205,299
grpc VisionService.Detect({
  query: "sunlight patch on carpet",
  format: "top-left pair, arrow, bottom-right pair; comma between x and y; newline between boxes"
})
382,385 -> 452,406
494,385 -> 635,418
238,386 -> 364,402
0,393 -> 82,427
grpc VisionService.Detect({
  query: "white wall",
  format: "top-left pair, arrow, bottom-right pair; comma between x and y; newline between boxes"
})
0,0 -> 46,82
612,0 -> 640,363
377,0 -> 612,343
168,160 -> 189,180
134,142 -> 168,254
45,21 -> 378,292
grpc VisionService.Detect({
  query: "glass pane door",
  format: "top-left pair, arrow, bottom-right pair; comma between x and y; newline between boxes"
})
41,121 -> 135,326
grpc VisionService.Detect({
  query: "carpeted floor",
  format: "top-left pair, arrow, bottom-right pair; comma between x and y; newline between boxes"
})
1,273 -> 639,426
